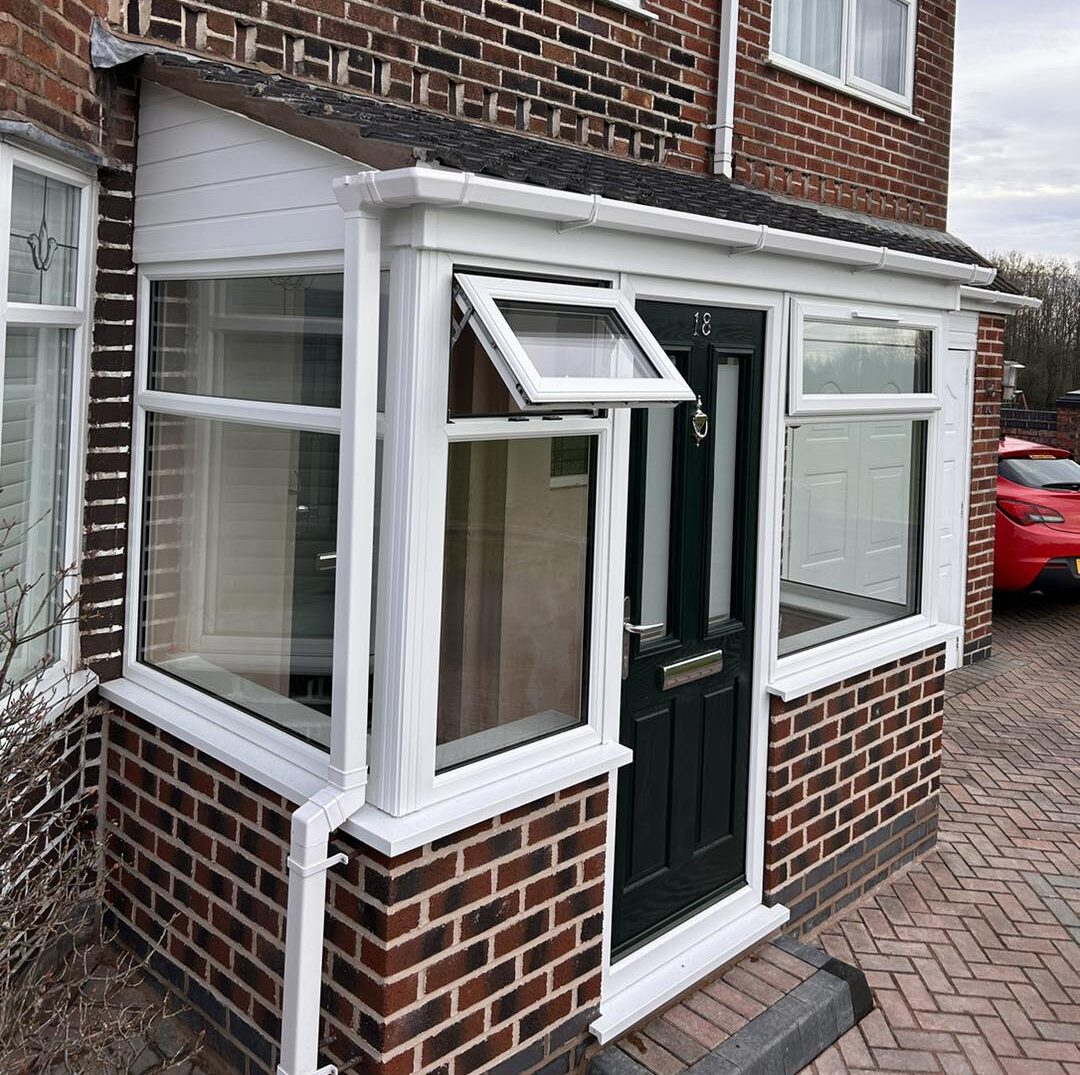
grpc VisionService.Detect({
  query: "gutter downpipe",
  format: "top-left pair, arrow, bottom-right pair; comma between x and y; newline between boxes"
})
275,198 -> 382,1075
712,0 -> 740,176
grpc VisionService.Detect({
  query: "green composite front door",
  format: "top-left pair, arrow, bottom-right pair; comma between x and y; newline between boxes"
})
612,302 -> 765,958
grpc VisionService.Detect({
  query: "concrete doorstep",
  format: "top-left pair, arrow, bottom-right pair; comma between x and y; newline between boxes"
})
589,937 -> 873,1075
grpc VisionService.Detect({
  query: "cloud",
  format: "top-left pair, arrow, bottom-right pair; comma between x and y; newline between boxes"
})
948,0 -> 1080,261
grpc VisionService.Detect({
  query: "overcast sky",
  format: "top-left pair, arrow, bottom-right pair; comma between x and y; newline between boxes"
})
948,0 -> 1080,262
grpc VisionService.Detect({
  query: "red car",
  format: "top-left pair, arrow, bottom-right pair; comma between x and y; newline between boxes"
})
995,437 -> 1080,591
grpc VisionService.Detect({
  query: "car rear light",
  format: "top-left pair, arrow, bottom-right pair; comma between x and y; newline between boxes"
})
997,497 -> 1066,526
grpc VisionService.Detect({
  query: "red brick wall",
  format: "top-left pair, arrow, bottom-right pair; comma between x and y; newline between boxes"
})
103,0 -> 955,227
764,646 -> 945,933
733,0 -> 955,228
0,0 -> 107,151
104,708 -> 607,1075
964,315 -> 1005,664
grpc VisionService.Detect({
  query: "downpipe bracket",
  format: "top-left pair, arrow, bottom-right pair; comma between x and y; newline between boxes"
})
286,851 -> 349,879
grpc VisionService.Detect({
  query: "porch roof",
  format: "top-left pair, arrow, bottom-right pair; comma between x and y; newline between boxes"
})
92,23 -> 1016,294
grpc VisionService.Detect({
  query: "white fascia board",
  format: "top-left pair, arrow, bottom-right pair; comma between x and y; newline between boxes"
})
959,285 -> 1043,314
334,169 -> 997,288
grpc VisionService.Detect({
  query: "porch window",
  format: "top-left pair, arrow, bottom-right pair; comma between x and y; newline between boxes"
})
137,273 -> 386,748
771,0 -> 916,109
0,153 -> 91,687
453,274 -> 693,410
778,302 -> 939,657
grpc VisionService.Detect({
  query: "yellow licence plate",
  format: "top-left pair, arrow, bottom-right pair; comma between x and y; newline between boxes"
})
1075,559 -> 1080,573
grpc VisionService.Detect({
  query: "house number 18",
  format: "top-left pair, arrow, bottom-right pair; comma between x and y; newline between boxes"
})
692,311 -> 712,336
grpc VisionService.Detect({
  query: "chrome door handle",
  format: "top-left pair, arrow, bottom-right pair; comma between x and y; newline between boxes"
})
624,620 -> 664,635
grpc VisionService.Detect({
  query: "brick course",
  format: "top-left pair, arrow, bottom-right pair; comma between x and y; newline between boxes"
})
104,707 -> 606,1075
963,315 -> 1006,664
764,647 -> 946,933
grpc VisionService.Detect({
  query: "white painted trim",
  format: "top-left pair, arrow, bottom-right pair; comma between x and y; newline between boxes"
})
592,900 -> 790,1044
334,170 -> 995,288
769,620 -> 960,701
134,390 -> 342,433
454,273 -> 694,408
958,286 -> 1043,314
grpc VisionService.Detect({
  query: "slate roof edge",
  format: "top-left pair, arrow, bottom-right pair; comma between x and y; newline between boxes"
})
91,21 -> 1028,298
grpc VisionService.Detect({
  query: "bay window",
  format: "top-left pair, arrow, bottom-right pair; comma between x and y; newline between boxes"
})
0,150 -> 92,689
136,272 -> 386,748
771,0 -> 916,109
778,301 -> 940,658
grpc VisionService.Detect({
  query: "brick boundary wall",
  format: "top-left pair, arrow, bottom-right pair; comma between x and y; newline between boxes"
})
732,0 -> 955,229
763,646 -> 945,935
104,707 -> 608,1075
963,315 -> 1005,665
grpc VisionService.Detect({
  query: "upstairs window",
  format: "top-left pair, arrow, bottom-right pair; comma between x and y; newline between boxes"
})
771,0 -> 916,109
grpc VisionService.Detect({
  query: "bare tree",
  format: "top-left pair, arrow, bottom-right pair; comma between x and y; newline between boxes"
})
994,252 -> 1080,409
0,516 -> 202,1074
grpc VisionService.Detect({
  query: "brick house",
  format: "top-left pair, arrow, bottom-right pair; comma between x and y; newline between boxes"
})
0,0 -> 1035,1071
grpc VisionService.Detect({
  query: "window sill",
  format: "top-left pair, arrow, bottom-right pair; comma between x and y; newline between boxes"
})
349,738 -> 631,856
17,665 -> 99,722
99,675 -> 631,857
768,621 -> 959,702
765,54 -> 922,123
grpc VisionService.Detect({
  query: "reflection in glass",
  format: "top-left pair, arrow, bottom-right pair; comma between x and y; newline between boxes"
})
436,437 -> 594,770
0,328 -> 73,682
8,168 -> 80,306
140,415 -> 339,748
779,419 -> 925,655
640,408 -> 673,634
803,320 -> 929,396
709,359 -> 741,624
496,302 -> 660,381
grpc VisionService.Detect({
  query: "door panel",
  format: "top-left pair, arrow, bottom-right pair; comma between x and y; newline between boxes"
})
613,303 -> 764,957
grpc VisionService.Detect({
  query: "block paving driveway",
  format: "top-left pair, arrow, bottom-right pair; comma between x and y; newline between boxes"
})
801,596 -> 1080,1075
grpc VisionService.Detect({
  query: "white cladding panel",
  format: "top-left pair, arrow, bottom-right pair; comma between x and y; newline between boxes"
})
134,83 -> 361,263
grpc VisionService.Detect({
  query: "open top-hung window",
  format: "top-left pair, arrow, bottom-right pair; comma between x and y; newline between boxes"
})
778,301 -> 940,658
771,0 -> 916,108
453,275 -> 693,411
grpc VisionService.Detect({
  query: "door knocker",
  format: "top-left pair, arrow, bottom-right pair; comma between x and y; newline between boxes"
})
690,395 -> 709,446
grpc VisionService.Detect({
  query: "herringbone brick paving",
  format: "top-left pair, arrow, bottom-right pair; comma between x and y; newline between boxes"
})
801,596 -> 1080,1075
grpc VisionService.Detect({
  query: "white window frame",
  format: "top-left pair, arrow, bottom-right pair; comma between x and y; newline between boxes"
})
123,255 -> 357,779
0,144 -> 96,705
769,0 -> 918,113
454,273 -> 694,409
788,298 -> 940,415
367,250 -> 629,818
771,298 -> 946,696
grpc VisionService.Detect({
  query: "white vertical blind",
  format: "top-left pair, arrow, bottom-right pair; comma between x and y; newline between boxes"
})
853,0 -> 908,95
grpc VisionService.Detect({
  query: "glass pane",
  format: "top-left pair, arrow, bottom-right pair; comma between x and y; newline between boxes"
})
148,273 -> 394,409
779,419 -> 925,656
8,168 -> 80,306
640,408 -> 674,634
140,414 -> 339,748
854,0 -> 908,95
999,456 -> 1080,490
496,302 -> 660,381
0,327 -> 73,684
436,436 -> 593,771
773,0 -> 843,77
448,315 -> 523,418
803,320 -> 930,396
709,360 -> 741,624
